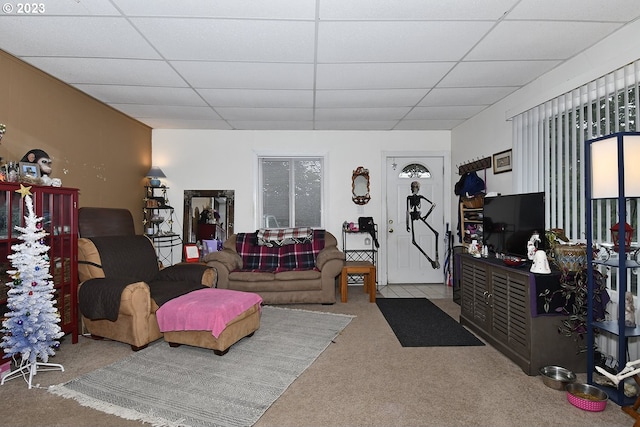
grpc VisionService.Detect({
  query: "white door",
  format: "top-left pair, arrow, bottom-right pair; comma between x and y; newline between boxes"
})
386,157 -> 444,284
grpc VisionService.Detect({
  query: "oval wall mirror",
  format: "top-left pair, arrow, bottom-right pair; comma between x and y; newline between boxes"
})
183,190 -> 234,244
352,166 -> 370,205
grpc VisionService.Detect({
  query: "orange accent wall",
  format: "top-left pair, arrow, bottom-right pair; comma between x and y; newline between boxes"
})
0,50 -> 151,232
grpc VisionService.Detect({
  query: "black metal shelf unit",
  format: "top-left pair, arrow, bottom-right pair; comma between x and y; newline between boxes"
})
585,132 -> 640,406
342,225 -> 378,286
143,185 -> 181,266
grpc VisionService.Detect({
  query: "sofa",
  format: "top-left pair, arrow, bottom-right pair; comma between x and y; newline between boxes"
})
203,228 -> 345,304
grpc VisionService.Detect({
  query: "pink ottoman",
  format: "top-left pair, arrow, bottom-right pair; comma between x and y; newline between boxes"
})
157,288 -> 263,355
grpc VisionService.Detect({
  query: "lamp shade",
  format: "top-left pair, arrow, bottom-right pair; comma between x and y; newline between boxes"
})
146,166 -> 166,179
146,166 -> 166,187
590,133 -> 640,199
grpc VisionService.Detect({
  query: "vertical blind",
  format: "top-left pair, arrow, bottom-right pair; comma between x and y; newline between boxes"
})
512,60 -> 640,359
512,60 -> 640,245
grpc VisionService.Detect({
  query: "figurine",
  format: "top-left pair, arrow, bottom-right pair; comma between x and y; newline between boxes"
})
527,231 -> 541,260
530,250 -> 551,274
626,292 -> 636,327
20,149 -> 52,177
20,148 -> 61,186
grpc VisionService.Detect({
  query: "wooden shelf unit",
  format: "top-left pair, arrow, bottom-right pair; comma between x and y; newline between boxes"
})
459,203 -> 483,248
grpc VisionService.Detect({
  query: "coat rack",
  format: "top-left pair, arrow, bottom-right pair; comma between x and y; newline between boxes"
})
457,156 -> 492,175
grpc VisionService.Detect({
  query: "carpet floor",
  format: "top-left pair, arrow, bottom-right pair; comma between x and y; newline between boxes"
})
49,306 -> 353,427
376,298 -> 485,347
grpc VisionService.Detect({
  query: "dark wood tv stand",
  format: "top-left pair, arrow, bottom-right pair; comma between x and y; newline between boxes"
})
457,253 -> 586,375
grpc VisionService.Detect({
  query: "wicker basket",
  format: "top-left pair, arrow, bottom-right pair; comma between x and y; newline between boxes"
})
462,193 -> 485,209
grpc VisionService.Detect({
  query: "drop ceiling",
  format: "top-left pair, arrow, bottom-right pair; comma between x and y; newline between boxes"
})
1,0 -> 639,130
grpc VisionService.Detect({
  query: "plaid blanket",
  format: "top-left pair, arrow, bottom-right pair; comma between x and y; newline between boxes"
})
257,227 -> 313,247
236,229 -> 325,272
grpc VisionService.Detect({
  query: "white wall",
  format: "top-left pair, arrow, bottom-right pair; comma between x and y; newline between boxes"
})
152,130 -> 451,266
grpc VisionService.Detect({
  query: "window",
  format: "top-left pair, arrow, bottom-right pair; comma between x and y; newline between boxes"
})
258,156 -> 323,228
398,163 -> 431,179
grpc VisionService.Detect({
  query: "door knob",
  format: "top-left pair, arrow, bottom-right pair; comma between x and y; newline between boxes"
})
388,228 -> 394,233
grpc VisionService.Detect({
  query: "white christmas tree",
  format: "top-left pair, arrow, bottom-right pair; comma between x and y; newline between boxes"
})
1,184 -> 64,388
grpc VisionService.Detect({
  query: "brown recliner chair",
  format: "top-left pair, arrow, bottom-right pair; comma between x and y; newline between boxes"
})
77,207 -> 217,350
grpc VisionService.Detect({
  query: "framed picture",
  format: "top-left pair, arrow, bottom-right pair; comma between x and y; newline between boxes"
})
19,162 -> 40,178
183,244 -> 200,263
492,149 -> 512,174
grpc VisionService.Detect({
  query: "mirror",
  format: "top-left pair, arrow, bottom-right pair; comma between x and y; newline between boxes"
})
183,190 -> 234,244
352,166 -> 370,205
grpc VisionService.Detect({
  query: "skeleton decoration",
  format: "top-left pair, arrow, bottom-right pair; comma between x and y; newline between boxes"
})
406,181 -> 439,269
597,360 -> 640,386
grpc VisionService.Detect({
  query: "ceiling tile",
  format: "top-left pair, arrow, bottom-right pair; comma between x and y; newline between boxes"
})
138,118 -> 232,130
113,0 -> 317,19
198,89 -> 313,108
228,120 -> 314,130
394,119 -> 466,130
132,18 -> 316,62
74,85 -> 207,106
315,107 -> 410,121
467,21 -> 624,61
319,0 -> 519,20
314,121 -> 399,130
0,17 -> 159,58
316,89 -> 428,108
216,108 -> 313,121
17,0 -> 121,15
419,87 -> 518,106
110,104 -> 222,120
508,0 -> 640,21
317,21 -> 494,62
316,63 -> 455,90
172,62 -> 315,89
405,106 -> 487,120
439,60 -> 561,87
21,57 -> 188,86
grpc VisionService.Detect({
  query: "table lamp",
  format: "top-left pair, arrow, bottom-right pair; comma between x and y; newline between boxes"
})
146,166 -> 166,187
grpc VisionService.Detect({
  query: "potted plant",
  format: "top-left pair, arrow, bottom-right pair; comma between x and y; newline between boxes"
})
539,248 -> 610,355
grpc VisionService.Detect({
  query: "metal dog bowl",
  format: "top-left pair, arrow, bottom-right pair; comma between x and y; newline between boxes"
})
539,366 -> 576,390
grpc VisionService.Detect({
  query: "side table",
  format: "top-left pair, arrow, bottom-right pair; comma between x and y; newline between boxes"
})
340,261 -> 376,303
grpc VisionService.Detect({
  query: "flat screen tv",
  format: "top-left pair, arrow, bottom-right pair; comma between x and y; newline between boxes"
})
482,192 -> 547,258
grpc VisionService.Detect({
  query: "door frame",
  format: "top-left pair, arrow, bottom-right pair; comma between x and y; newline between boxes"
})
379,150 -> 452,286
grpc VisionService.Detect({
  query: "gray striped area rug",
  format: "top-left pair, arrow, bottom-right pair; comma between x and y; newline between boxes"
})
49,306 -> 353,427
